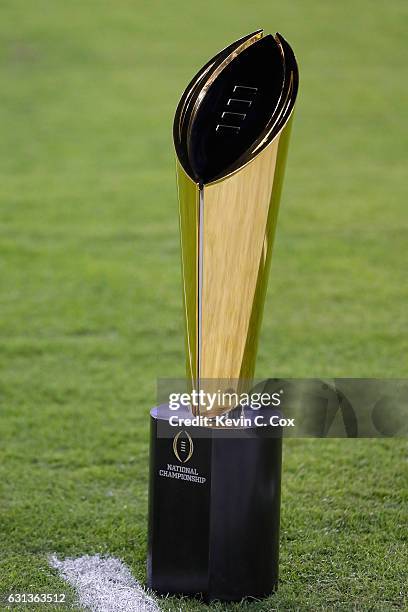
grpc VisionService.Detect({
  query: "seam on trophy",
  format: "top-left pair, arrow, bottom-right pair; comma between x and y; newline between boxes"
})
197,185 -> 205,415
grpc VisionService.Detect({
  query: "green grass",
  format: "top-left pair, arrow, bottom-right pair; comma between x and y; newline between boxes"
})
0,0 -> 407,610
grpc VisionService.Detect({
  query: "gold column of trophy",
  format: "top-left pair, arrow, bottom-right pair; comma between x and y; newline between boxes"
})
174,29 -> 298,415
147,29 -> 299,601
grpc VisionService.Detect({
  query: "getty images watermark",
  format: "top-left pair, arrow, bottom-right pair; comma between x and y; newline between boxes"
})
155,379 -> 408,438
167,388 -> 293,428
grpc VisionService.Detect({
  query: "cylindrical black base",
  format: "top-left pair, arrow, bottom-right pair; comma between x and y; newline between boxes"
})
147,405 -> 282,602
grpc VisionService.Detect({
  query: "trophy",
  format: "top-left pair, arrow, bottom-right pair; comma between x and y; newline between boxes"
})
147,29 -> 299,601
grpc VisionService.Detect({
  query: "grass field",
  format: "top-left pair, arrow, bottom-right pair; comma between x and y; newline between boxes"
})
0,1 -> 407,610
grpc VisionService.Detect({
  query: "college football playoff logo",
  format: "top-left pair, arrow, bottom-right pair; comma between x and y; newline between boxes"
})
173,430 -> 194,463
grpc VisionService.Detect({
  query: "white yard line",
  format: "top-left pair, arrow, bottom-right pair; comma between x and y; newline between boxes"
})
49,554 -> 160,612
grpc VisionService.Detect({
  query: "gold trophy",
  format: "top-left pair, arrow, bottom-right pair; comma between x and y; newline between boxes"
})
148,29 -> 299,601
174,29 -> 298,414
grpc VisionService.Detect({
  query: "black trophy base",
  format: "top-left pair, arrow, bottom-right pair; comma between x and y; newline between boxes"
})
147,405 -> 282,602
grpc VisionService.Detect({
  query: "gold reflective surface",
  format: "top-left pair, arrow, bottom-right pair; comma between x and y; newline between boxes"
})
176,159 -> 199,387
201,135 -> 281,382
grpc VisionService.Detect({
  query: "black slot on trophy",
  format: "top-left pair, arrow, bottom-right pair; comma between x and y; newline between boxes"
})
147,30 -> 299,602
